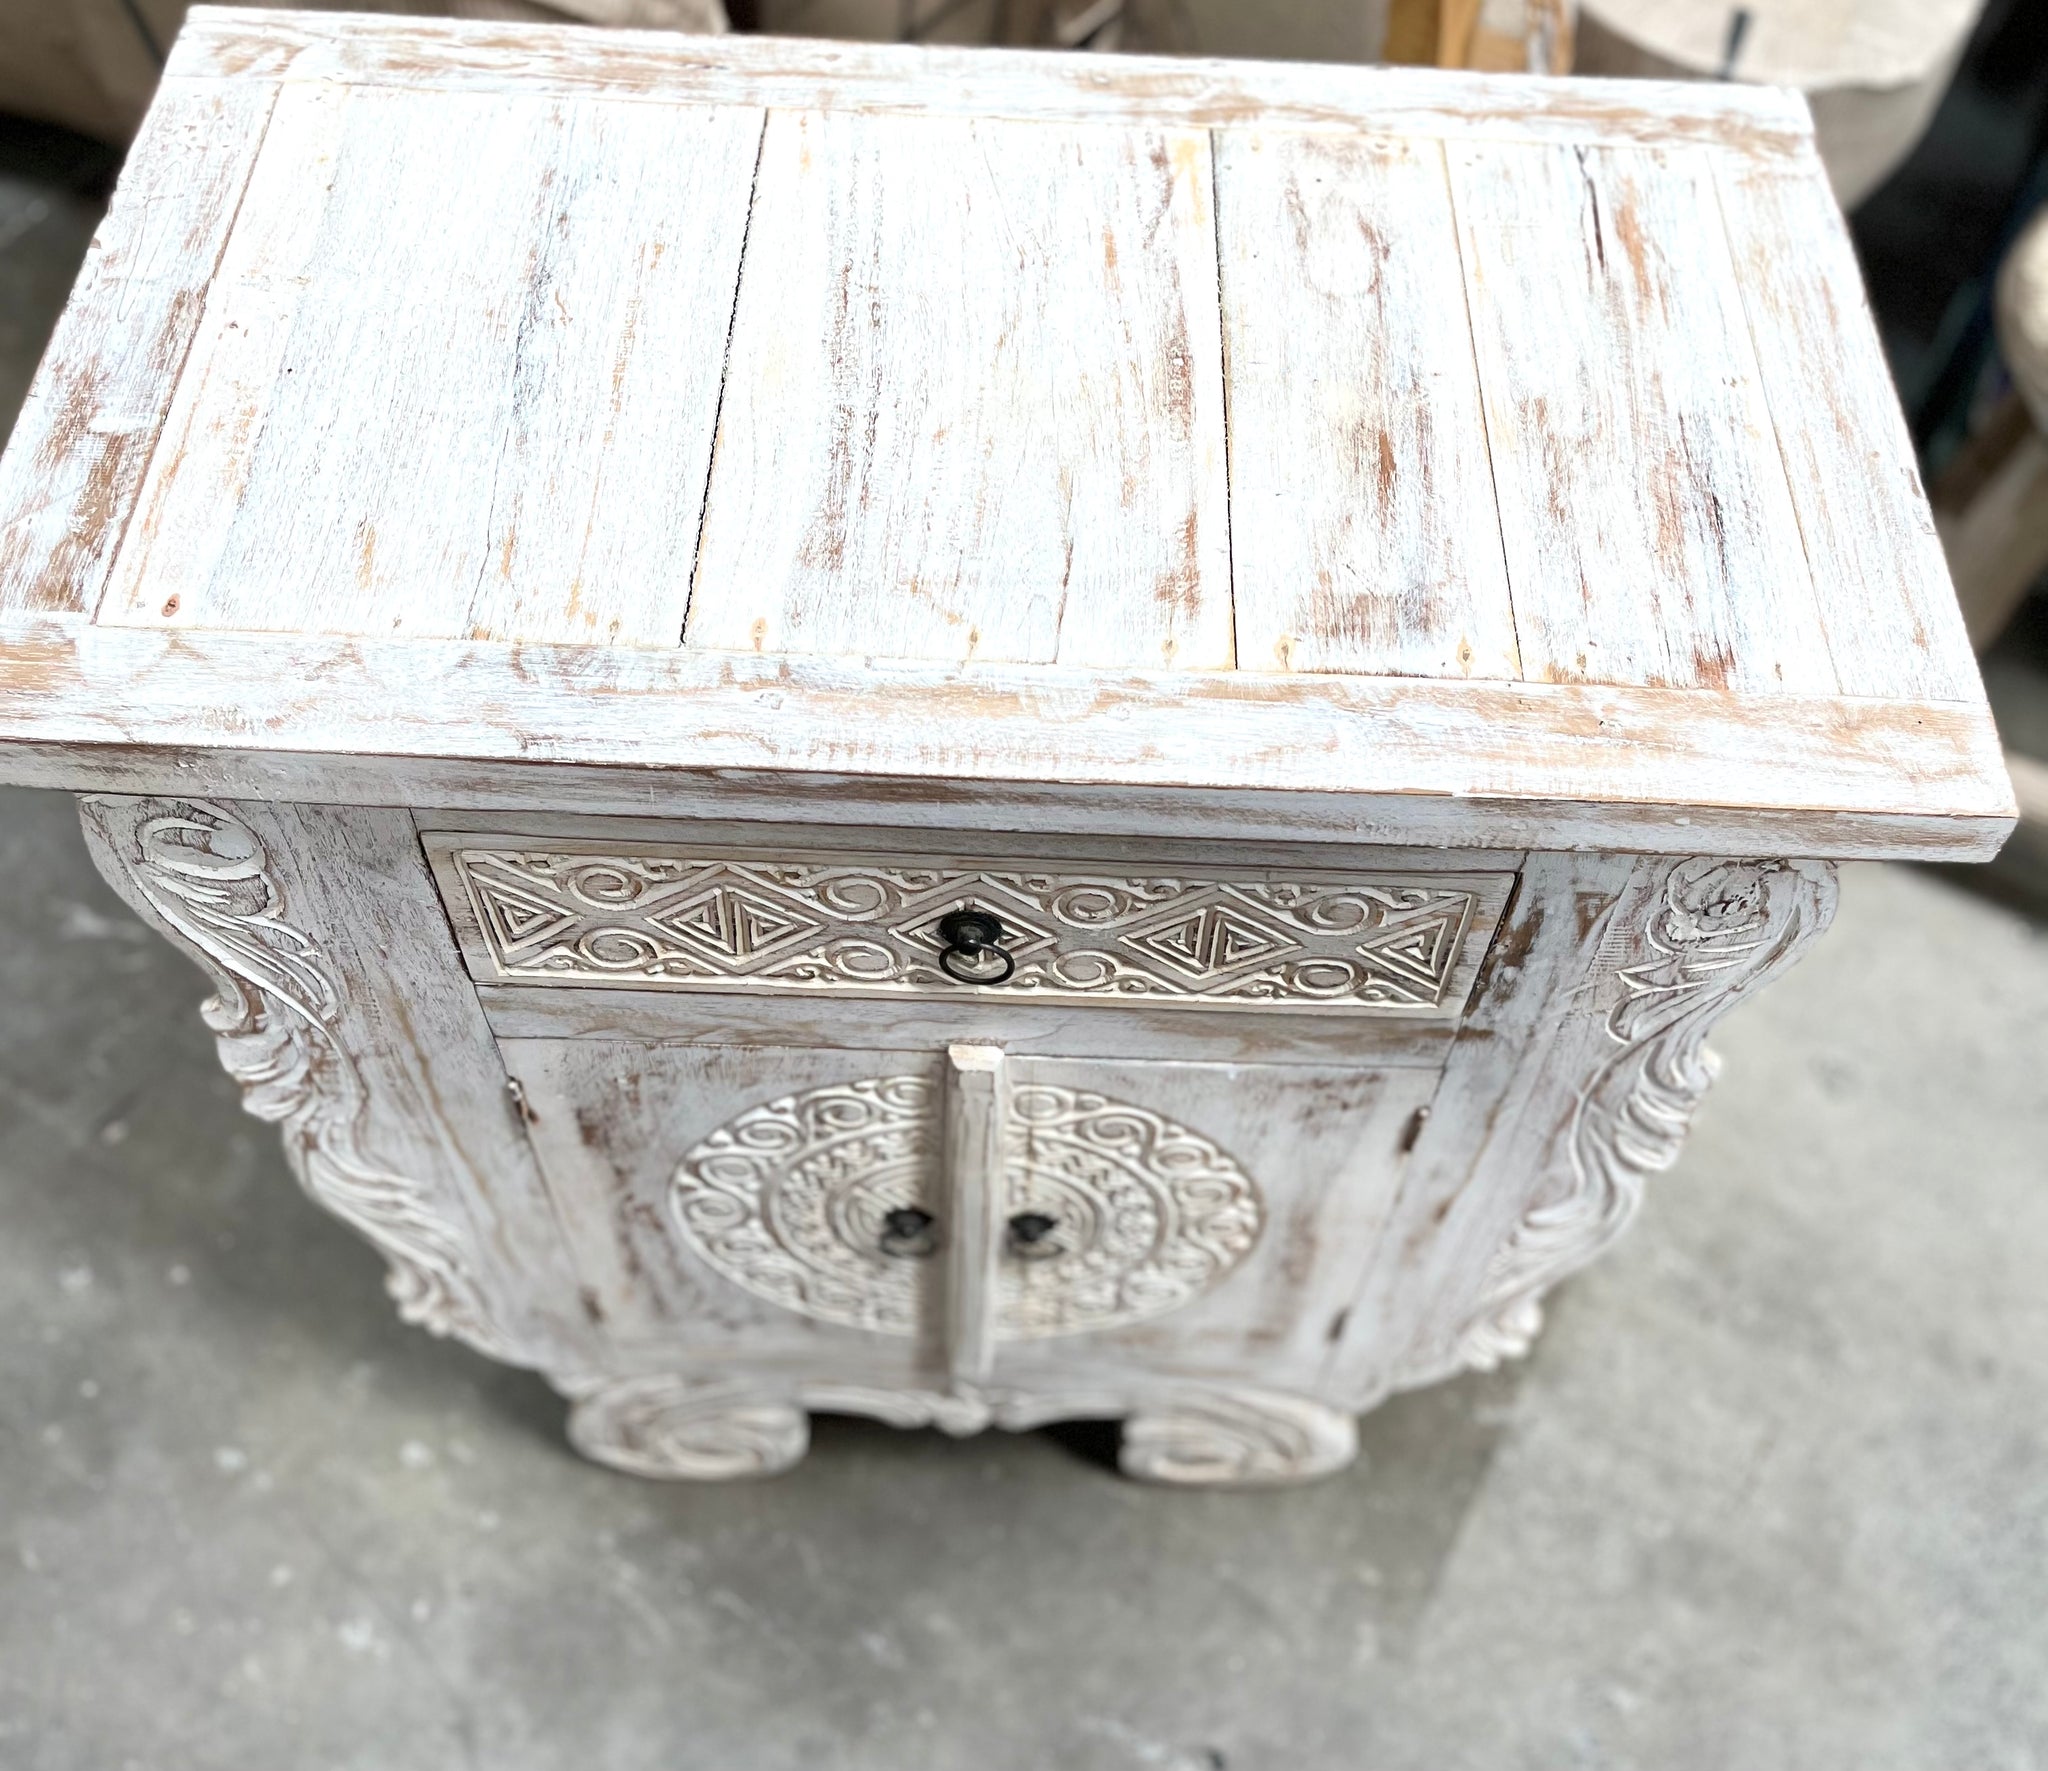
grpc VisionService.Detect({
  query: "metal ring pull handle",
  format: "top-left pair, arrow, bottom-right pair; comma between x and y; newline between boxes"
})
936,908 -> 1016,986
878,1206 -> 938,1259
1005,1210 -> 1062,1261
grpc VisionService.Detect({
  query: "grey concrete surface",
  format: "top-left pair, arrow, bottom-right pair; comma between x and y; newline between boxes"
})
2,789 -> 2045,1771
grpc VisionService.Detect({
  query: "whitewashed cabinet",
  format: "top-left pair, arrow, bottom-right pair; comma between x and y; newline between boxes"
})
0,10 -> 2013,1483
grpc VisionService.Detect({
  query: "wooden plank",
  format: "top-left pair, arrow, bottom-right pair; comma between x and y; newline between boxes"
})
167,6 -> 1816,154
0,77 -> 275,617
1449,139 -> 1834,693
686,109 -> 1231,670
942,1044 -> 1006,1388
0,615 -> 2016,859
1717,149 -> 1982,700
96,80 -> 763,646
1216,129 -> 1517,678
10,736 -> 2009,860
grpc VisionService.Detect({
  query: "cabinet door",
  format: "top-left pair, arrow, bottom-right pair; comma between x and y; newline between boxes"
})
500,1039 -> 956,1390
988,1057 -> 1440,1398
501,1039 -> 1438,1399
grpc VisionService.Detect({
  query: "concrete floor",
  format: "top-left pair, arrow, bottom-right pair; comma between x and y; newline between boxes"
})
2,104 -> 2047,1771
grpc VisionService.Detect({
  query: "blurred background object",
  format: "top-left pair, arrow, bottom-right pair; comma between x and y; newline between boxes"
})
1936,209 -> 2048,655
0,0 -> 728,147
1574,0 -> 1985,207
1381,0 -> 1572,74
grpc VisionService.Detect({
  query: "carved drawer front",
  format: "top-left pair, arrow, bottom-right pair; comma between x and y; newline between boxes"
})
424,832 -> 1511,1019
498,1037 -> 1439,1396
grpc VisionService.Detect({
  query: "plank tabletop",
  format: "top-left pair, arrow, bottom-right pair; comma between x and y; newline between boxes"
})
0,8 -> 2014,858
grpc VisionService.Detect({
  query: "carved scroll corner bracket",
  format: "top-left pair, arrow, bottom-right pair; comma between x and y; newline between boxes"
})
73,793 -> 519,1363
1438,854 -> 1840,1381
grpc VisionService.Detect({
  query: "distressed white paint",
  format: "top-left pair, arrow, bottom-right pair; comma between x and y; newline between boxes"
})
1447,139 -> 1833,693
0,78 -> 275,618
98,81 -> 762,645
0,19 -> 2014,1485
687,109 -> 1231,668
1715,148 -> 1981,700
0,615 -> 2015,859
1217,129 -> 1518,679
170,7 -> 1817,150
0,14 -> 2012,864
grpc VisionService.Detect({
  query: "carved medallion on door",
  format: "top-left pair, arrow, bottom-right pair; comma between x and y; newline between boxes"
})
669,1073 -> 1264,1340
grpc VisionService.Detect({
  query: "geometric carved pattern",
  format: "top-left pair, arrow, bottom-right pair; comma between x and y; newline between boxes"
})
75,797 -> 511,1357
1451,855 -> 1840,1372
668,1075 -> 1263,1340
435,841 -> 1504,1013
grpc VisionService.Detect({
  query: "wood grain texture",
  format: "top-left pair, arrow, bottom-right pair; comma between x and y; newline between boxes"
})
0,21 -> 2008,860
0,77 -> 275,618
169,6 -> 1816,152
686,109 -> 1230,669
1449,139 -> 1833,693
1216,129 -> 1517,679
0,616 -> 2014,859
97,80 -> 762,645
407,803 -> 1526,875
418,829 -> 1508,1016
1715,148 -> 1981,701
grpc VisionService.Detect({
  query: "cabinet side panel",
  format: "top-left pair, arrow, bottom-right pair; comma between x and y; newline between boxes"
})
76,795 -> 587,1367
1342,849 -> 1838,1403
97,85 -> 764,647
1328,849 -> 1639,1404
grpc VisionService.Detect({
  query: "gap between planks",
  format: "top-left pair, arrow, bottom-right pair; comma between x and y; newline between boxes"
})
677,107 -> 771,649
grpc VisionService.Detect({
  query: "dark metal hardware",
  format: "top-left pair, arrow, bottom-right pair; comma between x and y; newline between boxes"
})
1005,1210 -> 1062,1260
878,1206 -> 938,1258
936,907 -> 1016,985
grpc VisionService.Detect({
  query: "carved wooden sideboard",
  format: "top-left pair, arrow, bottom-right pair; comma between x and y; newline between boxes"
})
0,10 -> 2014,1484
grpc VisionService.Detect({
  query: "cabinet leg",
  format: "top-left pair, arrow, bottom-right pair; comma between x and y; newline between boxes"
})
1119,1388 -> 1358,1487
562,1375 -> 809,1481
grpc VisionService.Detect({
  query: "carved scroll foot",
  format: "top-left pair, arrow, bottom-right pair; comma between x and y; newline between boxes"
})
1119,1389 -> 1358,1487
562,1376 -> 809,1481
